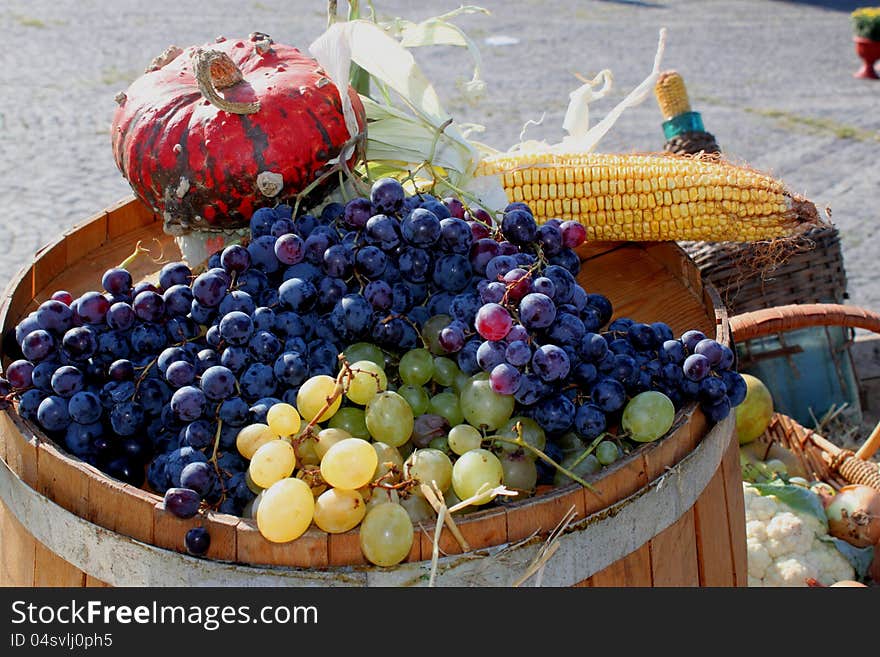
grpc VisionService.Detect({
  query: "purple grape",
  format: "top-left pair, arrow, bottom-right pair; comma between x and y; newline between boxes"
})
519,293 -> 557,330
505,340 -> 532,367
61,327 -> 97,360
180,461 -> 216,498
323,244 -> 354,278
693,338 -> 724,367
500,207 -> 537,244
157,262 -> 192,290
591,377 -> 627,413
165,360 -> 196,388
132,290 -> 165,323
220,244 -> 251,273
191,271 -> 229,307
170,386 -> 206,422
531,276 -> 556,298
185,527 -> 211,555
502,268 -> 531,302
401,208 -> 442,247
37,395 -> 71,432
661,339 -> 686,364
536,223 -> 563,256
627,322 -> 658,350
506,324 -> 529,343
683,353 -> 711,381
218,311 -> 254,346
490,363 -> 522,395
248,330 -> 282,363
248,235 -> 281,273
164,487 -> 202,519
36,300 -> 74,335
681,329 -> 707,353
701,397 -> 732,424
398,247 -> 432,283
370,178 -> 406,215
50,365 -> 84,398
354,245 -> 387,278
480,281 -> 507,304
531,344 -> 571,382
722,370 -> 747,406
575,403 -> 606,440
271,233 -> 303,266
6,359 -> 34,390
102,267 -> 133,296
76,291 -> 111,324
532,395 -> 575,434
476,340 -> 507,372
699,376 -> 728,403
718,345 -> 735,370
485,255 -> 517,282
469,238 -> 500,276
364,214 -> 401,251
560,220 -> 587,248
438,323 -> 466,352
438,217 -> 473,254
278,277 -> 317,313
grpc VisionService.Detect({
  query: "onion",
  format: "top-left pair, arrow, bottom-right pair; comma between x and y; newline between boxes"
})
829,580 -> 868,588
823,484 -> 880,548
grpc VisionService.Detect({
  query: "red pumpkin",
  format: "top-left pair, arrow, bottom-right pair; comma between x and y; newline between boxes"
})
111,32 -> 365,233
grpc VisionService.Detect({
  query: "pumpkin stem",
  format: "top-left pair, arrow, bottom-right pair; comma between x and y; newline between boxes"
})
192,49 -> 260,115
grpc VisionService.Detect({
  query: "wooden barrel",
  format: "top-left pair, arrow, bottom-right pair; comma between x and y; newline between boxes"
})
0,197 -> 747,587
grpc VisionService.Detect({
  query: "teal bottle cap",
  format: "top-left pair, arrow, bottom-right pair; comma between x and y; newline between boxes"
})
662,111 -> 705,140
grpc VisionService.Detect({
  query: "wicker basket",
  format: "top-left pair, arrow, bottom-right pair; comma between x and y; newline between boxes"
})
730,303 -> 880,491
680,224 -> 848,316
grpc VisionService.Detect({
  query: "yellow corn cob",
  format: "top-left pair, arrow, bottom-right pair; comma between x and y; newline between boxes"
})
471,151 -> 817,242
654,70 -> 692,120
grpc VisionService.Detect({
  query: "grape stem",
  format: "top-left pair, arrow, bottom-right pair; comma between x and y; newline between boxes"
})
493,421 -> 598,492
209,416 -> 224,469
117,238 -> 165,270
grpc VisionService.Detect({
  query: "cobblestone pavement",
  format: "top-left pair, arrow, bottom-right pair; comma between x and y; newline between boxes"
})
1,0 -> 878,307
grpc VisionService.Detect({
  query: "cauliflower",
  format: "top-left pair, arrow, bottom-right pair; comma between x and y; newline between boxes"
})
742,482 -> 855,587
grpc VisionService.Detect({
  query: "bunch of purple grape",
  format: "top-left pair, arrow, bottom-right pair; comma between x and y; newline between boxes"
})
433,202 -> 747,471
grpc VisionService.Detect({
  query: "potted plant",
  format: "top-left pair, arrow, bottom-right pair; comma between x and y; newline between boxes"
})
852,7 -> 880,78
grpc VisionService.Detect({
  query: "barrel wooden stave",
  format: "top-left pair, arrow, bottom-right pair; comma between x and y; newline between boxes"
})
0,196 -> 746,587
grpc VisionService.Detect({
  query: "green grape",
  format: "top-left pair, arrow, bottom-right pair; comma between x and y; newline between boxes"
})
452,370 -> 471,395
341,342 -> 386,369
432,357 -> 458,387
320,438 -> 379,490
400,491 -> 436,523
422,314 -> 452,355
297,375 -> 343,424
428,391 -> 464,427
244,469 -> 263,495
397,383 -> 430,416
622,391 -> 675,443
328,406 -> 370,439
495,416 -> 546,455
399,348 -> 435,386
266,403 -> 301,438
372,441 -> 403,481
459,373 -> 515,431
236,423 -> 275,460
448,424 -> 482,456
314,427 -> 351,460
556,431 -> 585,454
249,439 -> 297,488
554,452 -> 601,486
313,488 -> 366,533
293,434 -> 320,466
359,503 -> 414,567
500,451 -> 538,494
397,440 -> 414,461
366,486 -> 399,509
451,448 -> 504,505
256,478 -> 314,543
345,360 -> 387,405
596,440 -> 621,465
365,391 -> 415,447
428,435 -> 451,454
404,448 -> 454,493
